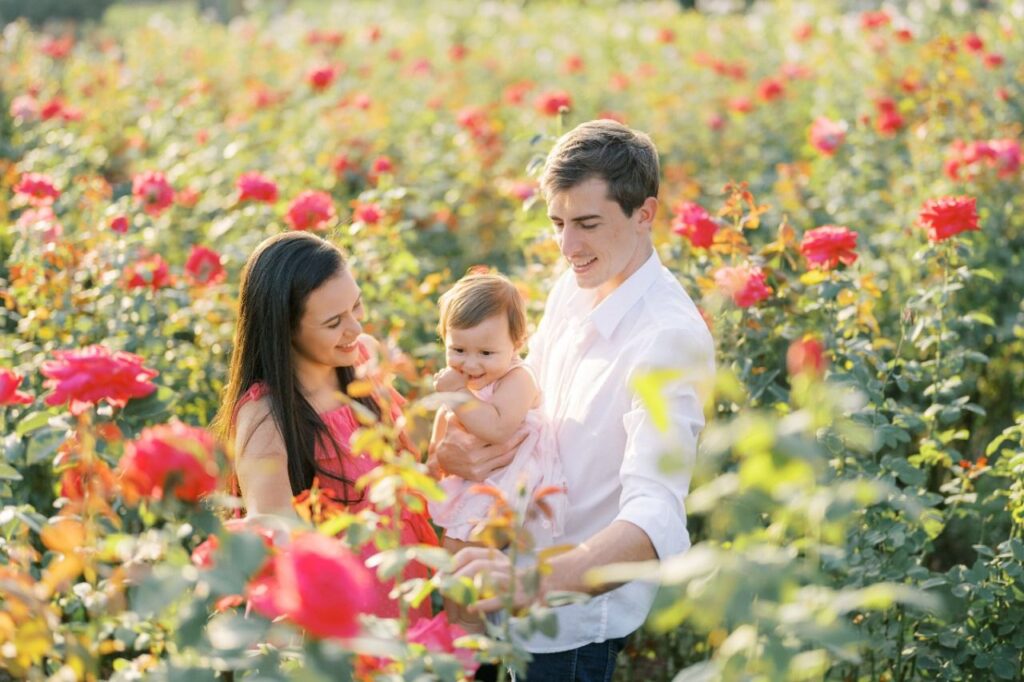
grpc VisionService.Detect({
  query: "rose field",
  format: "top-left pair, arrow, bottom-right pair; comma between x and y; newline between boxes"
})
1,0 -> 1024,680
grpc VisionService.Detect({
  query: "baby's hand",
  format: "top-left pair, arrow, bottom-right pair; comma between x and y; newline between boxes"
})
434,367 -> 468,393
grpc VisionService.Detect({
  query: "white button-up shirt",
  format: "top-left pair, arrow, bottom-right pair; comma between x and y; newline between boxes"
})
517,250 -> 715,653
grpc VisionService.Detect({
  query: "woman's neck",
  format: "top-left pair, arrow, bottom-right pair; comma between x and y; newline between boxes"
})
292,357 -> 341,401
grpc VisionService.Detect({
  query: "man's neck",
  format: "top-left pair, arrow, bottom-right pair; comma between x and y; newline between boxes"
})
593,241 -> 654,306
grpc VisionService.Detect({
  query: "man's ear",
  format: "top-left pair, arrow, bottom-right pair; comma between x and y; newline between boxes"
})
636,196 -> 658,230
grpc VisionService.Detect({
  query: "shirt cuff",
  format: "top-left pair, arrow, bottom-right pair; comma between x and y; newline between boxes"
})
614,486 -> 690,560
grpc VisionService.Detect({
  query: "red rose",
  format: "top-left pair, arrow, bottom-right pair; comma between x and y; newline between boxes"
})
352,202 -> 383,225
962,33 -> 984,53
508,181 -> 536,201
407,612 -> 480,676
286,191 -> 336,231
792,23 -> 814,42
990,139 -> 1021,178
894,28 -> 914,42
237,172 -> 279,204
40,98 -> 65,120
503,80 -> 534,105
41,345 -> 158,415
125,253 -> 173,290
14,173 -> 61,206
306,63 -> 338,91
563,54 -> 585,74
247,532 -> 376,639
109,215 -> 130,233
368,156 -> 395,185
757,77 -> 785,102
918,195 -> 979,243
185,245 -> 226,286
132,171 -> 174,217
728,96 -> 754,114
40,35 -> 74,60
671,202 -> 718,249
787,336 -> 827,378
535,90 -> 572,116
176,187 -> 200,208
983,52 -> 1004,68
800,225 -> 859,270
860,11 -> 891,31
16,207 -> 63,243
118,421 -> 218,503
874,98 -> 904,136
0,369 -> 33,406
448,43 -> 468,61
809,117 -> 846,156
714,264 -> 773,308
781,62 -> 813,81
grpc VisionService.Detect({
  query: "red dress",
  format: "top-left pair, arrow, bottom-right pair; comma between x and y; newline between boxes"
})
232,378 -> 437,622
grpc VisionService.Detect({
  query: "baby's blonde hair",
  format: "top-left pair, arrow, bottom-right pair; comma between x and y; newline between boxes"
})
438,272 -> 528,348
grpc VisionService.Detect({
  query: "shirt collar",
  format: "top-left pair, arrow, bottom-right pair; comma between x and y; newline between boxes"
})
587,251 -> 662,340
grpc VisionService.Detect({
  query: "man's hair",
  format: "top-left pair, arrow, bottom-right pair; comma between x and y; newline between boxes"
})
438,272 -> 528,348
539,119 -> 660,216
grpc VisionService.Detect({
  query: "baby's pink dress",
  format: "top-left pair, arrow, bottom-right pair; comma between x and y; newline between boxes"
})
430,362 -> 567,546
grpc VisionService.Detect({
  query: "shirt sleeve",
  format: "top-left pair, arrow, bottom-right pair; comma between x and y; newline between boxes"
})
614,323 -> 715,560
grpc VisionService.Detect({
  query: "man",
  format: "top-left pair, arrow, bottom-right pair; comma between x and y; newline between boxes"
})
434,119 -> 715,681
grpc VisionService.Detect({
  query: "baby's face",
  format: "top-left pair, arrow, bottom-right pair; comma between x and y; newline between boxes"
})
445,314 -> 518,390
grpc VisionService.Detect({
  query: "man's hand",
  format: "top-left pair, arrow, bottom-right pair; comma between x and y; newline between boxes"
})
451,546 -> 535,614
431,412 -> 526,481
434,366 -> 468,393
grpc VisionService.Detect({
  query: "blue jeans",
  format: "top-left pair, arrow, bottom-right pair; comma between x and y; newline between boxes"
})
522,637 -> 628,682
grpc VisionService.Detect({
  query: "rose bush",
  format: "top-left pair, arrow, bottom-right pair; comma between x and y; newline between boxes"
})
1,1 -> 1022,680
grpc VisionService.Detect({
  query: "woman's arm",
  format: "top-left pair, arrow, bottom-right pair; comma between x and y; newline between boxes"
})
450,366 -> 536,444
234,397 -> 300,519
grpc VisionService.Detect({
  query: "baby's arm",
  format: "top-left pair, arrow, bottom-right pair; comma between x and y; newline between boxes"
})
452,366 -> 537,444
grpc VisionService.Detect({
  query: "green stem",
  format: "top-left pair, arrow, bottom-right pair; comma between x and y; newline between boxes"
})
932,245 -> 950,431
894,608 -> 905,682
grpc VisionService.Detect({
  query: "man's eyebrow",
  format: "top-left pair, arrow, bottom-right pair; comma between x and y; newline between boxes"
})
548,214 -> 602,223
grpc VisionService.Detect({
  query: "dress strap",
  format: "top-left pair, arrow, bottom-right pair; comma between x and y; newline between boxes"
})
231,382 -> 269,430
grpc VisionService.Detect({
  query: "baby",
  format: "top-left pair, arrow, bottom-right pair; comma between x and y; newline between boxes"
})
429,272 -> 566,626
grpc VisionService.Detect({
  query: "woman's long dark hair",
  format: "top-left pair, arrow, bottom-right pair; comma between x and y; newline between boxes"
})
212,232 -> 381,503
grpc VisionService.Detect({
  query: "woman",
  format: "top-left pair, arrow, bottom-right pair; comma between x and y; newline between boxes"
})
211,231 -> 436,620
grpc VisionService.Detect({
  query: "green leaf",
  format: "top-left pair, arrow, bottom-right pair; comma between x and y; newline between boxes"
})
630,369 -> 684,432
673,661 -> 719,682
119,386 -> 177,421
0,462 -> 22,481
964,312 -> 995,327
25,428 -> 66,466
15,411 -> 51,437
204,530 -> 269,596
207,613 -> 270,654
132,567 -> 190,617
993,657 -> 1018,680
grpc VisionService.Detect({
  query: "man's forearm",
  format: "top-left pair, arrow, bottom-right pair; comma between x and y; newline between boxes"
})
543,520 -> 657,597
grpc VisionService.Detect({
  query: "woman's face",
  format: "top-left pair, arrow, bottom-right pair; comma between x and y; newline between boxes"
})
292,269 -> 364,369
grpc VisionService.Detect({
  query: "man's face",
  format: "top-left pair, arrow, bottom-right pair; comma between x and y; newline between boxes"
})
547,177 -> 656,302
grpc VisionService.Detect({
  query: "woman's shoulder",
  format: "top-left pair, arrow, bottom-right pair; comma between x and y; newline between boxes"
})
235,393 -> 286,461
